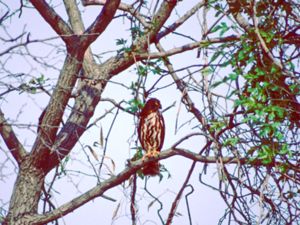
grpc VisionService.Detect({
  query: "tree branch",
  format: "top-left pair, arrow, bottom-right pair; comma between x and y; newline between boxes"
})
137,35 -> 239,60
226,0 -> 252,31
31,54 -> 83,170
155,42 -> 207,128
157,1 -> 206,41
42,0 -> 110,171
29,0 -> 73,42
0,109 -> 27,164
46,0 -> 179,171
27,146 -> 292,224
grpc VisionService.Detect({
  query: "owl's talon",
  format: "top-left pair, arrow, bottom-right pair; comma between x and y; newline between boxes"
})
142,150 -> 159,161
150,150 -> 160,158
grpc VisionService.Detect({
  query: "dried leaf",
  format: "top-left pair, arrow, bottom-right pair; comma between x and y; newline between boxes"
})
175,211 -> 183,217
129,176 -> 133,185
175,99 -> 182,134
110,157 -> 116,172
112,202 -> 121,220
99,125 -> 104,148
99,156 -> 116,175
148,199 -> 156,211
86,145 -> 99,161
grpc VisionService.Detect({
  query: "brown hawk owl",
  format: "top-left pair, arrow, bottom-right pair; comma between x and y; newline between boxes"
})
138,98 -> 165,176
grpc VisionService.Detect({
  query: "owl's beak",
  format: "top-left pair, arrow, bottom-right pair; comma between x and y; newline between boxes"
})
157,102 -> 161,109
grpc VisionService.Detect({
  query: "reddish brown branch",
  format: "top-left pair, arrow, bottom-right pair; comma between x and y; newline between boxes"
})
0,109 -> 27,164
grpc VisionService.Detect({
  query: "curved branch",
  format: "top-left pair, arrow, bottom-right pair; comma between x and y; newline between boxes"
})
0,109 -> 27,164
26,146 -> 291,224
166,157 -> 196,225
137,35 -> 239,60
155,42 -> 207,128
157,1 -> 206,41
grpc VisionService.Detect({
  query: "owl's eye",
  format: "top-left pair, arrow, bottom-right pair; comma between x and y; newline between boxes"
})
155,101 -> 161,108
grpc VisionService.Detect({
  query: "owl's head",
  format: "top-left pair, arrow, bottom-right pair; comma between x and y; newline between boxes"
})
140,98 -> 162,116
144,98 -> 161,111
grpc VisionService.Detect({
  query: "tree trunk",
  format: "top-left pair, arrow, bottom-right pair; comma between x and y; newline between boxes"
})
4,160 -> 45,225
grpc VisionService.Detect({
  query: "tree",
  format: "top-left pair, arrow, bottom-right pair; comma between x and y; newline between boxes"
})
0,0 -> 299,224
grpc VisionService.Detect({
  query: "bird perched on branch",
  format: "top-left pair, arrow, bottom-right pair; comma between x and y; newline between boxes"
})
138,98 -> 165,176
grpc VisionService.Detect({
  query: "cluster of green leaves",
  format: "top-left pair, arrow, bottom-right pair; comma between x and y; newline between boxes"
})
210,22 -> 230,37
116,25 -> 145,55
125,98 -> 144,114
233,60 -> 292,164
18,74 -> 47,94
255,143 -> 291,165
130,26 -> 144,41
116,38 -> 131,55
137,58 -> 163,77
206,2 -> 299,166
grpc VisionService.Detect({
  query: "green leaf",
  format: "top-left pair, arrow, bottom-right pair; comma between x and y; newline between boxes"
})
137,65 -> 147,76
257,145 -> 274,164
260,125 -> 272,137
224,137 -> 239,146
220,22 -> 229,36
116,38 -> 127,45
260,30 -> 274,43
278,144 -> 289,155
238,50 -> 246,61
126,98 -> 143,113
229,73 -> 238,80
36,74 -> 46,84
210,22 -> 229,36
210,51 -> 221,63
201,67 -> 213,76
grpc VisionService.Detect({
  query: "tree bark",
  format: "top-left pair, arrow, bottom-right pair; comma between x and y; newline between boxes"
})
3,160 -> 45,225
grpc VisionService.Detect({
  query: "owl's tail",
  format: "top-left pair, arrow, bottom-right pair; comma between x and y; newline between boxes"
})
142,161 -> 160,176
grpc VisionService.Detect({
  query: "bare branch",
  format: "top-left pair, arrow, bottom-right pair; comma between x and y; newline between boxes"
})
0,109 -> 27,164
157,1 -> 206,41
26,146 -> 292,224
0,35 -> 60,57
137,35 -> 239,60
155,42 -> 207,128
